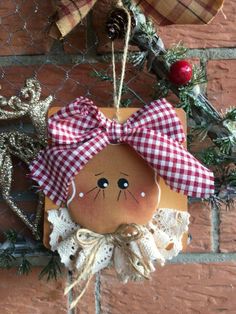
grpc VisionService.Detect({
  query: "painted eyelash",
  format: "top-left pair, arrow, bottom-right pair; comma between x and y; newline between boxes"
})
117,190 -> 122,201
94,189 -> 101,200
84,185 -> 107,201
127,190 -> 139,204
117,189 -> 139,203
85,186 -> 98,195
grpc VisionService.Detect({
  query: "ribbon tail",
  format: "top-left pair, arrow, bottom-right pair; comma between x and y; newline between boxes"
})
50,0 -> 97,39
29,134 -> 109,205
135,0 -> 224,26
126,129 -> 214,198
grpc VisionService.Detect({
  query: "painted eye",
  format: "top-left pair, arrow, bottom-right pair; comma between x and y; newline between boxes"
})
97,178 -> 109,189
117,178 -> 129,189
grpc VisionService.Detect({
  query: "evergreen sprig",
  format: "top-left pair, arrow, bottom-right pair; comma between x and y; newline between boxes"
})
197,147 -> 227,166
4,229 -> 17,244
162,42 -> 188,65
224,169 -> 236,188
213,136 -> 236,155
223,108 -> 236,121
91,70 -> 112,82
39,256 -> 62,281
0,249 -> 16,269
153,79 -> 171,99
190,65 -> 207,86
190,124 -> 210,142
18,256 -> 32,275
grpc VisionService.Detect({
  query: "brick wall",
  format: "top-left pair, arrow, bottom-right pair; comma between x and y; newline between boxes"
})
0,1 -> 236,313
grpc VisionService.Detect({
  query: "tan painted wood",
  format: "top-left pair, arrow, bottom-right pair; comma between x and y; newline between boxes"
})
44,106 -> 187,248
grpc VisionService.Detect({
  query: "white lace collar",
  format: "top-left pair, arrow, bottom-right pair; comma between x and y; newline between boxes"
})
48,206 -> 190,283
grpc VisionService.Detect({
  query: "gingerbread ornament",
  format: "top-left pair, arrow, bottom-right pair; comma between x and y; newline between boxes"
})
29,97 -> 214,308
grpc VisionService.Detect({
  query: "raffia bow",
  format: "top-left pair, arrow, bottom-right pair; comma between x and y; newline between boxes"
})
50,0 -> 224,39
65,223 -> 153,309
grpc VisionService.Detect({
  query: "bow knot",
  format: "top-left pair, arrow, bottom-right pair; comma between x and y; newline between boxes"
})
106,119 -> 132,143
76,223 -> 144,249
29,97 -> 215,205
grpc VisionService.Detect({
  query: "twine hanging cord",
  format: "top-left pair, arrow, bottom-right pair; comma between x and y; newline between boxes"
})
64,5 -> 137,309
65,224 -> 152,310
111,1 -> 132,121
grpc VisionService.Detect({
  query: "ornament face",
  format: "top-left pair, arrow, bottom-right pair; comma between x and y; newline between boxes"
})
68,144 -> 160,234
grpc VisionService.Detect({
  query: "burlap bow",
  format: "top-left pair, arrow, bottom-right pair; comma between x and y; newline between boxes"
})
50,0 -> 224,39
65,223 -> 155,309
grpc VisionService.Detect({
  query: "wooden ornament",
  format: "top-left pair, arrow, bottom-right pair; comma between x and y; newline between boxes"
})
44,107 -> 187,247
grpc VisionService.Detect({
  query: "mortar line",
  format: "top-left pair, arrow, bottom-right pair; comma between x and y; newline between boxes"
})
187,47 -> 236,60
193,53 -> 220,252
198,54 -> 208,99
67,271 -> 77,314
0,48 -> 236,67
9,252 -> 236,266
211,203 -> 220,252
95,272 -> 101,314
170,252 -> 235,263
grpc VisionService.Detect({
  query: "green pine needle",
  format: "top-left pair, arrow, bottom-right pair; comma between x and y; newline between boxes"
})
139,20 -> 156,38
39,256 -> 62,281
225,169 -> 236,187
18,257 -> 32,275
197,147 -> 226,166
0,249 -> 16,269
91,70 -> 112,82
153,79 -> 170,99
190,65 -> 207,86
163,43 -> 188,65
4,229 -> 17,244
190,124 -> 210,142
224,108 -> 236,121
213,136 -> 236,155
121,99 -> 132,107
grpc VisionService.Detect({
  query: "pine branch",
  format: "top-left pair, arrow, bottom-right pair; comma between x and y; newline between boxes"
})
130,8 -> 236,204
0,249 -> 16,269
18,256 -> 32,275
39,256 -> 62,281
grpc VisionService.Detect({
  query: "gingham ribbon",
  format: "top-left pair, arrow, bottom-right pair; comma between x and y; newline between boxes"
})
50,0 -> 224,39
29,97 -> 214,205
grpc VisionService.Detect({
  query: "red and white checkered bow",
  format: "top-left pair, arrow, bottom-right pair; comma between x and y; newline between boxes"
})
29,97 -> 214,205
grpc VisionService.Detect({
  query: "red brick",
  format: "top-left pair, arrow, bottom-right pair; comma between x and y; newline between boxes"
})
0,267 -> 67,314
0,0 -> 54,55
0,64 -> 156,108
187,202 -> 212,253
63,21 -> 87,54
0,201 -> 39,241
92,1 -> 236,50
69,275 -> 96,314
100,263 -> 236,314
207,60 -> 236,111
158,1 -> 236,48
220,204 -> 236,253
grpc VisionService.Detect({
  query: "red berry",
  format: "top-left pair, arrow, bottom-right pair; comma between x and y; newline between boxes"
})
169,60 -> 193,86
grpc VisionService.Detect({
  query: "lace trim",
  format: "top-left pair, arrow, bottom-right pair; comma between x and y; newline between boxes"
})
48,206 -> 190,281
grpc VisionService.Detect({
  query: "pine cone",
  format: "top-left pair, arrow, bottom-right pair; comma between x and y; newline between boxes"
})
106,8 -> 135,40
